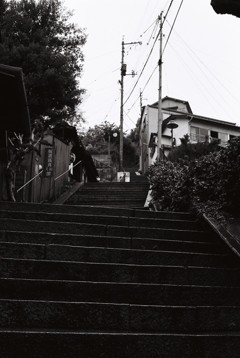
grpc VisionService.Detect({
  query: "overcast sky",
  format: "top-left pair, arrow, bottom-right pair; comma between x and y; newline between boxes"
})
64,0 -> 240,132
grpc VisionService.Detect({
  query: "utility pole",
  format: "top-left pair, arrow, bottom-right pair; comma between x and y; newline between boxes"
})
140,90 -> 143,114
120,40 -> 125,172
157,12 -> 163,160
119,40 -> 141,171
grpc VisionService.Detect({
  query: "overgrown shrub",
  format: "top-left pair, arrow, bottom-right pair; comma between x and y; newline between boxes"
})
191,137 -> 240,216
168,135 -> 219,162
148,159 -> 190,212
148,137 -> 240,220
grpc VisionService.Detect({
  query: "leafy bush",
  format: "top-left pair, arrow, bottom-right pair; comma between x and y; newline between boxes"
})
168,135 -> 220,162
191,137 -> 240,215
148,137 -> 240,220
148,160 -> 190,212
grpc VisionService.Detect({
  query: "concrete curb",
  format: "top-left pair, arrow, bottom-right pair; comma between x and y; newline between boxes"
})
53,181 -> 83,204
203,214 -> 240,258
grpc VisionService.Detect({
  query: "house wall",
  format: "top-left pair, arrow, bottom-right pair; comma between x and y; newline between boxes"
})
163,117 -> 189,146
139,107 -> 190,172
15,134 -> 71,203
162,98 -> 190,113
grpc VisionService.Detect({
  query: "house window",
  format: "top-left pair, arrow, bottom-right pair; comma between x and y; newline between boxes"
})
190,126 -> 208,142
230,135 -> 236,141
210,131 -> 228,145
210,130 -> 218,139
218,132 -> 228,144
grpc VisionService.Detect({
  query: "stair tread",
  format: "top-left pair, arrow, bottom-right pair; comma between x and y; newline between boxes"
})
2,277 -> 240,289
0,241 -> 228,256
1,197 -> 240,356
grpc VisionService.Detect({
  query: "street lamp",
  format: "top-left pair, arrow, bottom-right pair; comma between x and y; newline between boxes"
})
108,132 -> 118,167
166,120 -> 178,148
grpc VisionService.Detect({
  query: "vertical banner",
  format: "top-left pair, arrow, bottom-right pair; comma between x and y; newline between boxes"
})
43,147 -> 54,177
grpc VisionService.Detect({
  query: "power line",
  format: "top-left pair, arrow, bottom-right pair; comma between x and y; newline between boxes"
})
123,17 -> 160,106
142,64 -> 158,92
141,19 -> 158,37
169,25 -> 240,107
124,110 -> 136,127
126,64 -> 158,116
146,19 -> 159,45
167,42 -> 236,120
123,0 -> 176,106
162,0 -> 184,55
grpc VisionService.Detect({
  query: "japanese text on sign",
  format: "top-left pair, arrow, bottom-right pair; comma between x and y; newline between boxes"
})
44,147 -> 54,177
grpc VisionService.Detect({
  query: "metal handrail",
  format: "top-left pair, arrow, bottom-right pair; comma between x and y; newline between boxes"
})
16,170 -> 43,193
54,160 -> 82,181
16,160 -> 82,193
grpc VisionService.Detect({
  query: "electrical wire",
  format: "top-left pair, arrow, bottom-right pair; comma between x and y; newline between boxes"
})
123,18 -> 160,106
169,24 -> 240,106
123,0 -> 176,106
167,42 -> 236,120
142,64 -> 158,93
162,0 -> 184,55
88,0 -> 176,129
126,64 -> 158,115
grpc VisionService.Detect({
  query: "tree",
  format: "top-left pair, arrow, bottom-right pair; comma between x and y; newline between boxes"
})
82,121 -> 119,156
82,121 -> 138,169
0,0 -> 86,126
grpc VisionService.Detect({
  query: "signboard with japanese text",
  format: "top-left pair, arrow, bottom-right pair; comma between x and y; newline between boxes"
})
43,147 -> 54,177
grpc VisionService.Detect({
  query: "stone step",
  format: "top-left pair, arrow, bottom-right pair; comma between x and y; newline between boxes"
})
0,299 -> 240,333
0,218 -> 213,242
1,200 -> 240,357
0,330 -> 239,358
46,244 -> 237,267
74,190 -> 148,196
75,192 -> 147,196
0,202 -> 195,221
1,278 -> 240,306
77,186 -> 149,192
66,198 -> 147,206
0,242 -> 235,267
108,225 -> 214,241
0,210 -> 202,231
83,182 -> 149,187
65,181 -> 149,207
2,258 -> 240,286
0,231 -> 225,253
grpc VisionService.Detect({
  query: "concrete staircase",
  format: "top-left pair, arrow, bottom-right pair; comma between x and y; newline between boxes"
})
65,181 -> 149,208
1,201 -> 240,356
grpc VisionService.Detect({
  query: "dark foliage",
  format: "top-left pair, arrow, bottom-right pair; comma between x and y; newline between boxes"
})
168,134 -> 220,163
0,0 -> 86,125
148,137 -> 240,221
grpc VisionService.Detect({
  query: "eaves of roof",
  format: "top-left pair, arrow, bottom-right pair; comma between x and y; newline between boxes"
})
149,105 -> 240,130
189,114 -> 239,129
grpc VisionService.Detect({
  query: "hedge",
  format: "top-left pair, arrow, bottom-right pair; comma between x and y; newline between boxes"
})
147,137 -> 240,221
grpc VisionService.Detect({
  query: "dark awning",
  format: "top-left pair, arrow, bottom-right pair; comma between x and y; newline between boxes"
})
0,64 -> 31,137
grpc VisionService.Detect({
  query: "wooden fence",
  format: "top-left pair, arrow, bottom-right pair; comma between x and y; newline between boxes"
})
0,134 -> 72,203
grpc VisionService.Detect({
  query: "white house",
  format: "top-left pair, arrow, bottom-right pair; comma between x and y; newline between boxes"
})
139,96 -> 240,174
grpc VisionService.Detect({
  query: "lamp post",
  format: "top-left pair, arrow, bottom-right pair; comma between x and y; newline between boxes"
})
108,132 -> 118,167
166,120 -> 178,148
